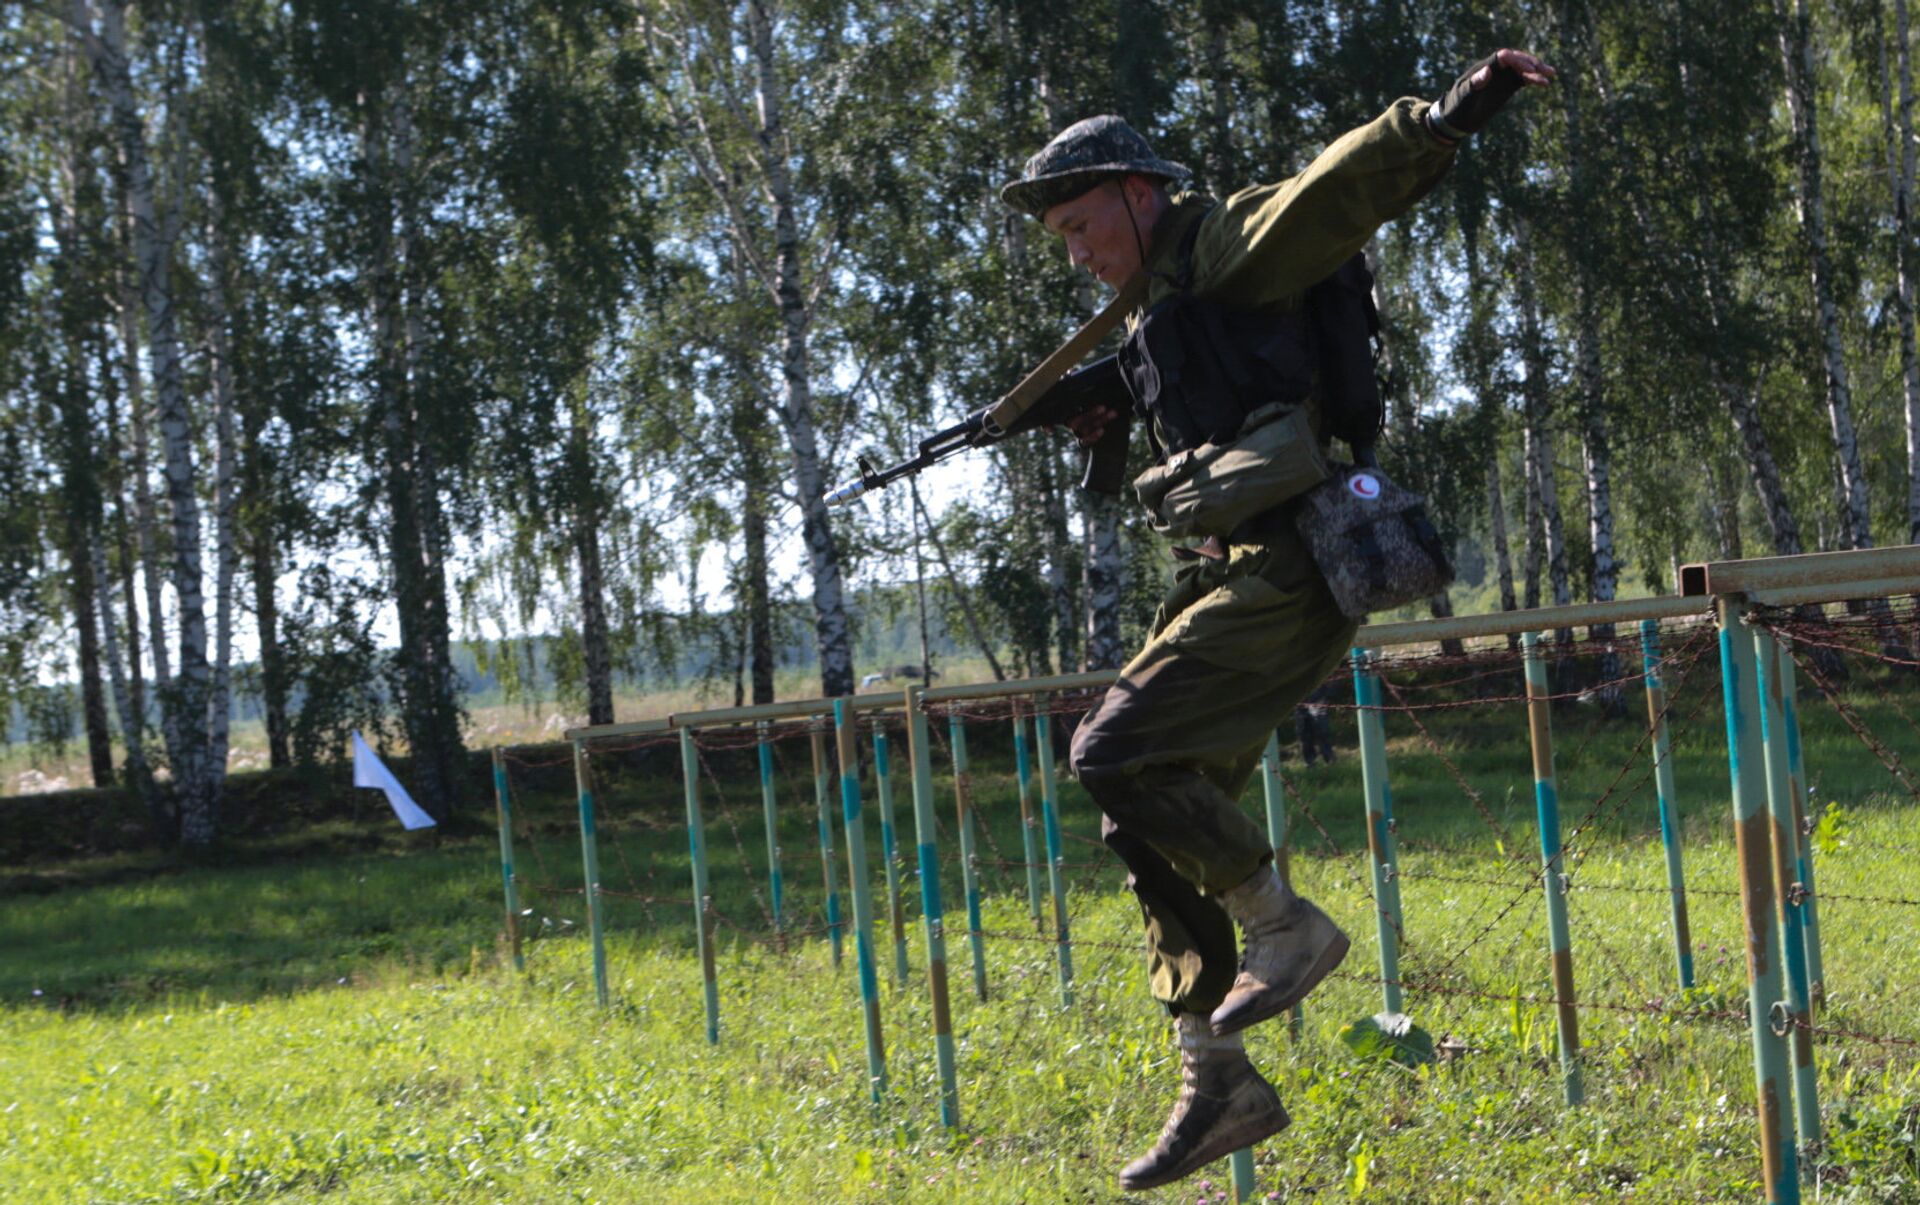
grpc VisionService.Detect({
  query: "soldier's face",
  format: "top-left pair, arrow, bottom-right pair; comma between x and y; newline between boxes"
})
1043,179 -> 1151,287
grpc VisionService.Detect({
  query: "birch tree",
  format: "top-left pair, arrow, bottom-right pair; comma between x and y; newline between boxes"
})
1777,0 -> 1874,549
646,0 -> 860,698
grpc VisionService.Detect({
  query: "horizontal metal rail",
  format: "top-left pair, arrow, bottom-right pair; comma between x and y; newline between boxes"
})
1681,544 -> 1920,598
562,545 -> 1920,743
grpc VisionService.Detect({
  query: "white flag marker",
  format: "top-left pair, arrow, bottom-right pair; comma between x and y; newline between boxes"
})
352,731 -> 438,830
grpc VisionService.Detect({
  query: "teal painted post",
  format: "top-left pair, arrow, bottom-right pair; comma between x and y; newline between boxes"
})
905,686 -> 960,1126
1776,641 -> 1826,1011
1231,1148 -> 1256,1201
834,700 -> 887,1101
1520,632 -> 1585,1107
1259,731 -> 1303,1037
949,716 -> 990,1001
571,740 -> 610,1009
811,724 -> 844,967
680,730 -> 720,1044
1638,621 -> 1695,989
756,724 -> 785,937
873,729 -> 911,985
1754,631 -> 1819,1153
1012,707 -> 1045,927
1351,650 -> 1404,1014
1716,597 -> 1798,1204
491,747 -> 525,972
1033,701 -> 1075,1006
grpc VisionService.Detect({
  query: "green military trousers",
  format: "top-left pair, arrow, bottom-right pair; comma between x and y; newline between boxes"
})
1069,536 -> 1356,1016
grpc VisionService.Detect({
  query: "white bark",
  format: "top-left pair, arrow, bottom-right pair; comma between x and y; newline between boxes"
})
1877,0 -> 1920,543
205,204 -> 239,791
79,0 -> 212,843
666,0 -> 859,698
1081,490 -> 1124,671
1777,0 -> 1873,548
92,530 -> 154,809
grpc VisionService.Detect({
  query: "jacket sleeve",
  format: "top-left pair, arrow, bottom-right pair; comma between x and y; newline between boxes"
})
1192,98 -> 1455,306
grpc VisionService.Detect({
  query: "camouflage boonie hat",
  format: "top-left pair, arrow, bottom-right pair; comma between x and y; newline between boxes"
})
1000,115 -> 1190,217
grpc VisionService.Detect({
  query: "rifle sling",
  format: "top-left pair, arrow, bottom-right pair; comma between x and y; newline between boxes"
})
984,272 -> 1146,433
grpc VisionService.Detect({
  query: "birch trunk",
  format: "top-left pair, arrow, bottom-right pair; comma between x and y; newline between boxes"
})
1557,1 -> 1621,701
1039,447 -> 1078,674
56,40 -> 114,787
250,521 -> 290,767
99,329 -> 145,727
366,90 -> 444,816
117,190 -> 168,698
1080,490 -> 1125,671
1513,227 -> 1570,652
571,403 -> 615,727
394,86 -> 465,810
1877,0 -> 1920,543
1488,456 -> 1519,646
93,530 -> 158,828
742,484 -> 775,704
81,0 -> 212,844
205,204 -> 240,792
726,242 -> 778,706
747,0 -> 854,698
1777,0 -> 1873,548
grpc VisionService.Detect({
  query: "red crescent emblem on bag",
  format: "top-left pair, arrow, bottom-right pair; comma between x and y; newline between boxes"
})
1348,472 -> 1381,500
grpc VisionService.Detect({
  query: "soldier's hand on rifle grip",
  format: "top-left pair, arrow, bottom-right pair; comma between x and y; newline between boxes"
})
1063,404 -> 1123,447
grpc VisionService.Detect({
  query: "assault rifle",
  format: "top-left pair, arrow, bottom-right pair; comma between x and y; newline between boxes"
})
823,274 -> 1146,507
822,355 -> 1131,505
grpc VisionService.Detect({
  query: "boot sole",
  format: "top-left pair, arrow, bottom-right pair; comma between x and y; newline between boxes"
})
1209,929 -> 1351,1038
1117,1101 -> 1292,1191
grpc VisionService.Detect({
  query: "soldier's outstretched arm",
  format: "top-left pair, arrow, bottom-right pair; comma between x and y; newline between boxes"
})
1195,49 -> 1556,307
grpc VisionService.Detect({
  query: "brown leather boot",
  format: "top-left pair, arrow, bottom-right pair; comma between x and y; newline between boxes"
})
1118,1013 -> 1291,1192
1209,863 -> 1350,1037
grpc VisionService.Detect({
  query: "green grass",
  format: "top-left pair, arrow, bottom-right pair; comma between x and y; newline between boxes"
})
4,659 -> 1920,1203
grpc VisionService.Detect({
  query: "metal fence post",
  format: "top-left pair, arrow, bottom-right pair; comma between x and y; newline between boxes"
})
1754,630 -> 1819,1154
1638,620 -> 1694,989
834,700 -> 887,1101
490,747 -> 524,972
756,723 -> 785,937
1776,641 -> 1826,1012
949,715 -> 989,1001
679,730 -> 719,1044
873,728 -> 911,985
1033,698 -> 1075,1006
1351,649 -> 1404,1015
905,685 -> 960,1127
810,722 -> 843,967
1520,632 -> 1584,1107
571,739 -> 610,1009
1012,705 -> 1046,928
1716,596 -> 1799,1205
1259,730 -> 1303,1038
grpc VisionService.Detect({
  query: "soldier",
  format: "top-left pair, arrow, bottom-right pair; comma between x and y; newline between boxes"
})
1000,50 -> 1554,1191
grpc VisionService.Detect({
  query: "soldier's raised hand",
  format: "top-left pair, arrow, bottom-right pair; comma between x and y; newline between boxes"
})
1427,49 -> 1558,142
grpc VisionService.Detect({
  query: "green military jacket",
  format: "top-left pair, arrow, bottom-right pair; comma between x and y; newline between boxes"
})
1131,97 -> 1456,457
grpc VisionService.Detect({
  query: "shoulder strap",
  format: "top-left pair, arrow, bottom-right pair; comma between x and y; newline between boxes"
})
984,272 -> 1147,434
1171,203 -> 1217,293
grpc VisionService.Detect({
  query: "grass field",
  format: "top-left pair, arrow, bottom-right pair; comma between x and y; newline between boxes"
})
4,641 -> 1920,1203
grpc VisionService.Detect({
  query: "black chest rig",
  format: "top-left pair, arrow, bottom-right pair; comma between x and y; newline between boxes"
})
1118,204 -> 1384,462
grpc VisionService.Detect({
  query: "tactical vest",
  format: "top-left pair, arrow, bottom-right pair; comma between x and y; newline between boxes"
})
1119,205 -> 1386,542
1119,204 -> 1384,459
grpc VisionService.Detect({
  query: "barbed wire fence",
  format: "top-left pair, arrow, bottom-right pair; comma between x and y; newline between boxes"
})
484,594 -> 1920,1201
